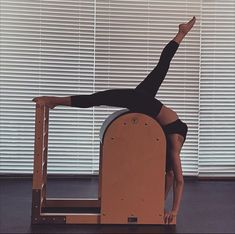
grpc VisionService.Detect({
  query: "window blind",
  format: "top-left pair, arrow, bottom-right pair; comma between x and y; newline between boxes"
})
1,0 -> 234,177
0,0 -> 199,176
199,0 -> 235,177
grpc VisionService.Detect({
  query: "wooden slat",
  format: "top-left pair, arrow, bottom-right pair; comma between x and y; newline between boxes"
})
45,198 -> 101,208
42,161 -> 47,184
41,184 -> 46,207
42,106 -> 49,186
32,214 -> 66,224
66,214 -> 100,224
37,213 -> 100,224
32,104 -> 46,189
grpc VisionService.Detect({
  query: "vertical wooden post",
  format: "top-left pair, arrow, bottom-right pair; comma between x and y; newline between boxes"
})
41,106 -> 49,208
32,104 -> 49,223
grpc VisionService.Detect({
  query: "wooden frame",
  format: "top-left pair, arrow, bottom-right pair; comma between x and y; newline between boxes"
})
31,104 -> 176,225
31,104 -> 101,224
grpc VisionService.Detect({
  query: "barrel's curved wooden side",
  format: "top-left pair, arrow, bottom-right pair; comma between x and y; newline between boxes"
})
100,112 -> 167,224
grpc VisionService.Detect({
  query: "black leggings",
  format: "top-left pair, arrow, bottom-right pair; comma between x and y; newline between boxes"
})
71,40 -> 179,118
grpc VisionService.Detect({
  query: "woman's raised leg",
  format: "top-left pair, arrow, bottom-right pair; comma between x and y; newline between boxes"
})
135,16 -> 196,98
134,40 -> 179,97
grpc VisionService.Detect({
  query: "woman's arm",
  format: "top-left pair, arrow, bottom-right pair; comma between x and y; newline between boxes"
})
164,140 -> 184,224
172,153 -> 184,213
165,170 -> 174,200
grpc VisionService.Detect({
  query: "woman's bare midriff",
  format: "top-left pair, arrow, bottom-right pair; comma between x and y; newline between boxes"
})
155,104 -> 178,126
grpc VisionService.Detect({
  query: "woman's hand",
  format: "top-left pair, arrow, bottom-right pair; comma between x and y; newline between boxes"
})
164,210 -> 177,224
32,96 -> 57,109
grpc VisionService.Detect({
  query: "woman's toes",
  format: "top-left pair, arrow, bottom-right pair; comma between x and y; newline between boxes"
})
179,16 -> 196,34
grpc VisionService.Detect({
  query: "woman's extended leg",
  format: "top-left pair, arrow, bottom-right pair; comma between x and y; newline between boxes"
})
135,16 -> 196,98
33,89 -> 163,117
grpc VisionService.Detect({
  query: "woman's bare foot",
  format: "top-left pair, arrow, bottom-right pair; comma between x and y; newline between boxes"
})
179,16 -> 196,35
173,16 -> 196,44
32,96 -> 58,109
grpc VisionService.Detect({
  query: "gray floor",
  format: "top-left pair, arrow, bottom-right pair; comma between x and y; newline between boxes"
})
0,177 -> 235,234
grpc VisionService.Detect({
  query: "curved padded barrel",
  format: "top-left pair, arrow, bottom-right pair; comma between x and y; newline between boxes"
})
99,111 -> 166,224
99,109 -> 129,142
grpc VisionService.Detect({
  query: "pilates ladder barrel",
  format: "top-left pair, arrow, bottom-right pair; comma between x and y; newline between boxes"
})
31,105 -> 175,224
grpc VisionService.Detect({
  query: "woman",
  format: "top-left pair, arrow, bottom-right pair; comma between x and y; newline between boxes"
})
33,17 -> 196,224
